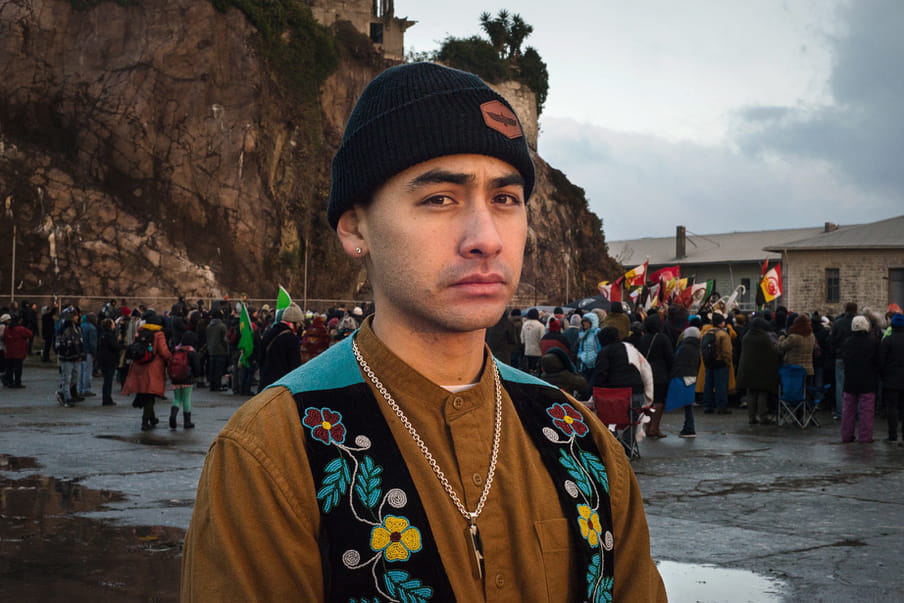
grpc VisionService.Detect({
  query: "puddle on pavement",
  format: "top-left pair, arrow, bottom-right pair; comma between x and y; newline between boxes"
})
657,560 -> 787,602
1,458 -> 183,602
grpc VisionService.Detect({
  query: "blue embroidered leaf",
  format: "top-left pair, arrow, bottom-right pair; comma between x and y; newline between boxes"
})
316,456 -> 351,513
354,455 -> 384,509
349,599 -> 380,603
586,552 -> 601,599
594,576 -> 614,603
558,449 -> 592,497
579,449 -> 610,494
383,570 -> 434,602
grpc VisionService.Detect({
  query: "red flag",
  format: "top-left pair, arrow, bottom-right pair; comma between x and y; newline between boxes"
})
610,276 -> 624,302
761,258 -> 770,276
649,265 -> 680,285
624,261 -> 648,287
760,264 -> 782,303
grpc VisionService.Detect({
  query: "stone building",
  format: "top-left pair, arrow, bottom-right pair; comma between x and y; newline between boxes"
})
309,0 -> 415,61
610,215 -> 904,315
609,225 -> 824,311
764,214 -> 904,316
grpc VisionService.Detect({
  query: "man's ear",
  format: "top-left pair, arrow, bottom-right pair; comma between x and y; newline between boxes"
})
336,207 -> 368,259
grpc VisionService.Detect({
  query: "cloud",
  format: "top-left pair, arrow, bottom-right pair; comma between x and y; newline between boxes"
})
735,0 -> 904,196
539,117 -> 896,241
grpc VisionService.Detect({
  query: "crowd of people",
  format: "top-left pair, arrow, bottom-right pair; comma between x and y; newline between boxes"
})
0,297 -> 374,431
486,300 -> 904,444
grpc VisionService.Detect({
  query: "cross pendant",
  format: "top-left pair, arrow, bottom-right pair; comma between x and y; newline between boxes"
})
467,515 -> 485,580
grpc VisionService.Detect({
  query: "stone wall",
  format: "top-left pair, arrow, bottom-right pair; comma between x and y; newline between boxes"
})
490,81 -> 539,151
781,249 -> 904,315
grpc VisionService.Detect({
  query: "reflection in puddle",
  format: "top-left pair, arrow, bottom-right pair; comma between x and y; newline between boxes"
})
0,470 -> 183,602
657,560 -> 786,602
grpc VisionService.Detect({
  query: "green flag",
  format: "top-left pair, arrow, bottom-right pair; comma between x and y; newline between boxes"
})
275,285 -> 292,323
238,303 -> 254,368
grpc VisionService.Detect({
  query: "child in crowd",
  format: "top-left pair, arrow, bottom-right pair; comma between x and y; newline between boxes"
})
169,331 -> 200,429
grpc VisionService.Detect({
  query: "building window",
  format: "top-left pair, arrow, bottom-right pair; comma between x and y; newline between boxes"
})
826,268 -> 840,303
370,23 -> 384,44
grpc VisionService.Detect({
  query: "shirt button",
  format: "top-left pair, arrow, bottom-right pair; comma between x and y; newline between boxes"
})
495,573 -> 505,589
472,473 -> 483,486
452,397 -> 464,410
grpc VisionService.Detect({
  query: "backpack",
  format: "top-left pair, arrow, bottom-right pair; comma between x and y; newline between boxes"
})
701,329 -> 724,369
56,325 -> 84,360
127,330 -> 156,364
167,348 -> 192,383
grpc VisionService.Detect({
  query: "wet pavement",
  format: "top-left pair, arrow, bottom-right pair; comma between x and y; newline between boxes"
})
2,360 -> 903,602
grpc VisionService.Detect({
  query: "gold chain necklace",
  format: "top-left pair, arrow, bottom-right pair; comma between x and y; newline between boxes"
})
352,339 -> 502,580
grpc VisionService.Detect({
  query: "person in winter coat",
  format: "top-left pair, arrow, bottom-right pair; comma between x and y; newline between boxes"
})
637,314 -> 674,438
170,331 -> 201,430
830,302 -> 858,418
576,312 -> 601,384
96,318 -> 122,406
2,315 -> 33,388
258,303 -> 303,391
539,347 -> 588,399
736,318 -> 782,425
79,313 -> 99,397
520,308 -> 545,375
122,313 -> 172,431
41,306 -> 57,362
205,310 -> 229,392
56,308 -> 84,406
485,310 -> 517,365
879,313 -> 904,443
563,314 -> 583,362
700,313 -> 734,414
300,315 -> 331,364
839,315 -> 880,443
669,326 -> 702,437
776,315 -> 816,379
602,302 -> 631,342
508,308 -> 524,369
592,326 -> 653,407
539,318 -> 571,355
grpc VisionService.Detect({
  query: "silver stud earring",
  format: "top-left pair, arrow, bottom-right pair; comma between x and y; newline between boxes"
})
355,247 -> 363,255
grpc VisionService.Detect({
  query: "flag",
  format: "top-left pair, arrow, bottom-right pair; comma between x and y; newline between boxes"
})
688,280 -> 713,311
760,263 -> 782,303
649,265 -> 680,285
610,276 -> 624,302
761,258 -> 770,276
624,261 -> 648,287
275,285 -> 292,322
238,303 -> 254,368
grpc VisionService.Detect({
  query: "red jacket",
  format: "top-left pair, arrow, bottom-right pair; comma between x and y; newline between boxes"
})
3,326 -> 33,360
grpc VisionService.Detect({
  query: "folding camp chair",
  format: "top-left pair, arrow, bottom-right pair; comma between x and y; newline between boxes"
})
777,365 -> 808,428
593,387 -> 643,459
802,383 -> 832,428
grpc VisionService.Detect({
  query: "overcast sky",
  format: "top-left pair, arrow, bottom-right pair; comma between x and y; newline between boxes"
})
395,0 -> 903,241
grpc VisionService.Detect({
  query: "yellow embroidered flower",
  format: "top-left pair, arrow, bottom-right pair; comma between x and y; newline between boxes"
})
370,515 -> 423,562
577,504 -> 602,548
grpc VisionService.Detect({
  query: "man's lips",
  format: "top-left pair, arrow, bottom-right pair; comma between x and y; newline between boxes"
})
452,273 -> 506,286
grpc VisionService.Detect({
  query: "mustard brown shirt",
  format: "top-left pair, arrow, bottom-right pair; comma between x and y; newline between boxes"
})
181,318 -> 665,602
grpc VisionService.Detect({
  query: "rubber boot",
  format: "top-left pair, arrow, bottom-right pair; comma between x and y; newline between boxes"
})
184,412 -> 195,429
169,406 -> 179,429
141,417 -> 151,431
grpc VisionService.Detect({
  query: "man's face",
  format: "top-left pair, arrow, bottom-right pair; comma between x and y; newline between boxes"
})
340,154 -> 528,336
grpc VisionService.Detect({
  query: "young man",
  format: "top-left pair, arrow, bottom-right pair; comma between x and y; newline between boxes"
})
182,63 -> 665,601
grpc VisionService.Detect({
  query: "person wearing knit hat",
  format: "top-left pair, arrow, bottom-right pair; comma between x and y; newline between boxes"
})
184,63 -> 664,602
839,314 -> 880,443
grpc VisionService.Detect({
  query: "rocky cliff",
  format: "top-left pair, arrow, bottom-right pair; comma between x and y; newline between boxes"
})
0,0 -> 619,306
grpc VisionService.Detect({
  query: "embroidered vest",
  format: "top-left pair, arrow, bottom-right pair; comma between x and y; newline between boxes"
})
281,339 -> 615,602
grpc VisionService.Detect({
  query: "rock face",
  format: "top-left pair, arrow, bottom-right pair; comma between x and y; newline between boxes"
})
0,0 -> 619,305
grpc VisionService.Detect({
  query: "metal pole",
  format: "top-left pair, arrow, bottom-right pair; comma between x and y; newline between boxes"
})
303,238 -> 309,311
10,224 -> 15,303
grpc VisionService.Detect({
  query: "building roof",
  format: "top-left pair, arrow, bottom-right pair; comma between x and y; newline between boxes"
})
763,214 -> 904,251
609,226 -> 825,266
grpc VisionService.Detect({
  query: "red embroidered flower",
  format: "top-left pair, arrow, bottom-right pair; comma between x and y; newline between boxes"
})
303,407 -> 347,445
547,403 -> 589,437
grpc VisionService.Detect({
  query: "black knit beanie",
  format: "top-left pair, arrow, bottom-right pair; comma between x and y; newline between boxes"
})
327,62 -> 535,229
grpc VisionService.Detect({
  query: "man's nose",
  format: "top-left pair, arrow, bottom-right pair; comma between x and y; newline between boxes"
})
459,202 -> 504,258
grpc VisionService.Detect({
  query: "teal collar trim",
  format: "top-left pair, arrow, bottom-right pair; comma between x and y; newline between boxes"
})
270,335 -> 363,393
495,357 -> 556,388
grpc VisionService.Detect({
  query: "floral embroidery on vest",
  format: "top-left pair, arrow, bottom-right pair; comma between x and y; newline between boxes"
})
303,405 -> 435,602
543,401 -> 615,602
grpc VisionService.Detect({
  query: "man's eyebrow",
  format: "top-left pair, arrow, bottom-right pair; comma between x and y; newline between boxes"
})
405,169 -> 524,191
491,173 -> 525,189
406,169 -> 472,191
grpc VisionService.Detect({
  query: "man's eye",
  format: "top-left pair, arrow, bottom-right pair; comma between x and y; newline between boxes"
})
423,195 -> 454,206
494,193 -> 523,206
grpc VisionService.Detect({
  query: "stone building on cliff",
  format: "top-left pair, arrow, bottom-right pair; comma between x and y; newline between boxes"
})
309,0 -> 415,61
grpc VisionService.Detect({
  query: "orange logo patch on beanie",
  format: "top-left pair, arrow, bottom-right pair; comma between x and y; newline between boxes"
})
480,100 -> 523,139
